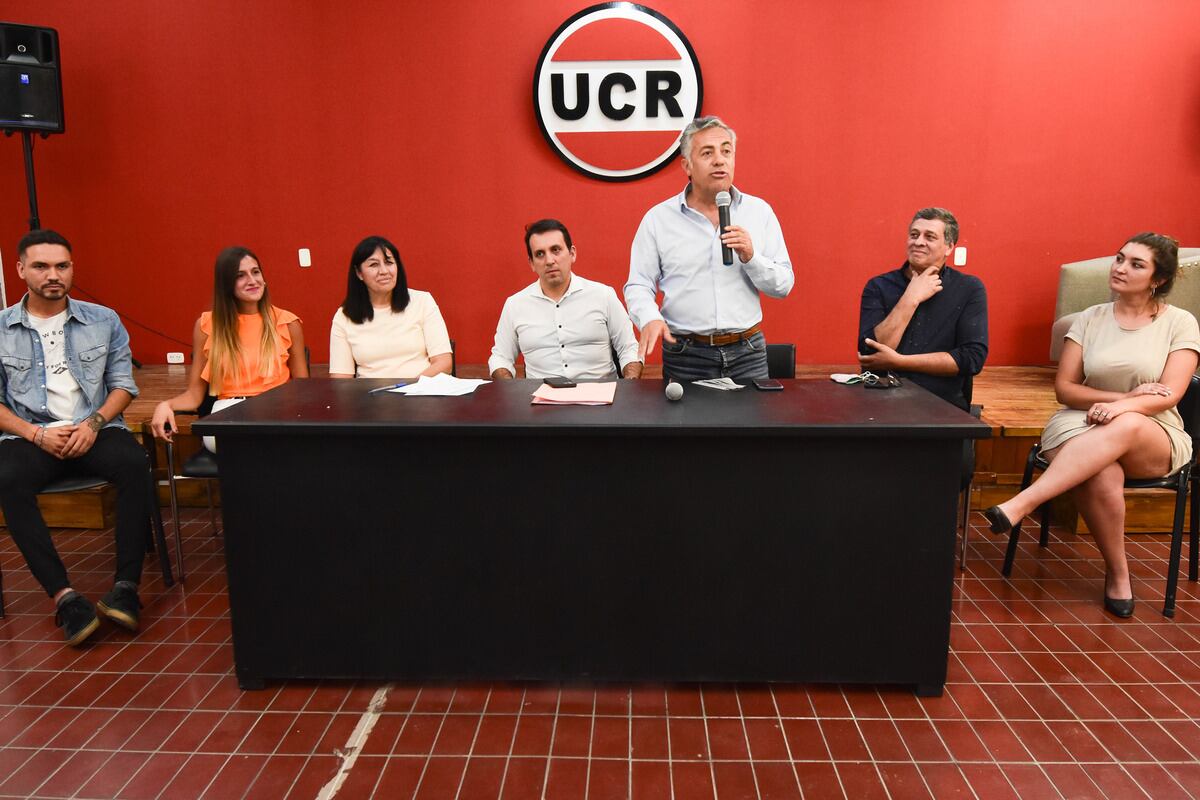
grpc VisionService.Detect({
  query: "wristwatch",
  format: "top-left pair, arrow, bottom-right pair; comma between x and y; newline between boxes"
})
86,412 -> 106,433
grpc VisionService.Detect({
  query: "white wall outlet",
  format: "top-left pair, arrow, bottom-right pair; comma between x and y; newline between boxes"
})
953,246 -> 967,267
166,352 -> 185,364
298,248 -> 312,268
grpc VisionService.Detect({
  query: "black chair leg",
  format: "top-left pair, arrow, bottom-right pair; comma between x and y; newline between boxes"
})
1191,475 -> 1199,583
1038,504 -> 1052,547
1002,527 -> 1021,576
1163,471 -> 1189,618
0,565 -> 5,618
147,474 -> 175,588
1005,446 -> 1040,576
165,440 -> 187,583
959,483 -> 971,570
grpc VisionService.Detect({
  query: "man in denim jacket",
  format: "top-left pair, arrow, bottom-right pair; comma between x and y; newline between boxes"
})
0,229 -> 150,646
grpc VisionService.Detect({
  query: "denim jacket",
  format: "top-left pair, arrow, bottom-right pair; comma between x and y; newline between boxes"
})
0,295 -> 139,441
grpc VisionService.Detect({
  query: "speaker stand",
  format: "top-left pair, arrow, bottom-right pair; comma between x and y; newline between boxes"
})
3,128 -> 48,231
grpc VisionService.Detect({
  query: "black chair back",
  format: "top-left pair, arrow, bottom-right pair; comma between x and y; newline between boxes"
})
1177,374 -> 1200,440
766,343 -> 796,379
197,393 -> 217,417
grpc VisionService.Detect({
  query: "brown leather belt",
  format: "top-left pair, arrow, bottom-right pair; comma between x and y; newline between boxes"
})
674,323 -> 762,347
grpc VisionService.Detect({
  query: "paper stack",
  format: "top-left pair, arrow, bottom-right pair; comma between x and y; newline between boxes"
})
391,374 -> 490,396
531,382 -> 617,406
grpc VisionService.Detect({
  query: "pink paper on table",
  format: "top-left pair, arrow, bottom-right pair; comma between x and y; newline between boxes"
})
531,382 -> 617,405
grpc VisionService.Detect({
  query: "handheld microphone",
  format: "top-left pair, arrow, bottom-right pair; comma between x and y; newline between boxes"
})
716,191 -> 733,265
665,381 -> 684,401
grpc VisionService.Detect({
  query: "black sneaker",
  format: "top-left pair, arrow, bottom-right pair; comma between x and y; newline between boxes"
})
55,592 -> 100,647
97,582 -> 142,632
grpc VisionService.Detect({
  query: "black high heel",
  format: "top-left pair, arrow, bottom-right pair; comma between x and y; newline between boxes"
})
1103,595 -> 1135,618
983,506 -> 1013,535
1104,576 -> 1135,618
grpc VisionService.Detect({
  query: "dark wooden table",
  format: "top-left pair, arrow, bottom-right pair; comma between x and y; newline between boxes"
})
195,378 -> 989,695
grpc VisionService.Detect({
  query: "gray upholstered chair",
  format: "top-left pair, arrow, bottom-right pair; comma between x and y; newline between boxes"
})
1049,247 -> 1200,361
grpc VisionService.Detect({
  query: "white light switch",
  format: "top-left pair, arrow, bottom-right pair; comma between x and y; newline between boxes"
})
953,247 -> 967,267
298,248 -> 312,268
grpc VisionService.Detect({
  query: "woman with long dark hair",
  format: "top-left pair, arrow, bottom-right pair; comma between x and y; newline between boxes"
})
329,235 -> 452,378
150,246 -> 307,448
985,233 -> 1199,617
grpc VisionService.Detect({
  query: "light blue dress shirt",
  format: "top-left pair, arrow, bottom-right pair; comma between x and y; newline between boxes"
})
624,185 -> 793,334
0,296 -> 138,441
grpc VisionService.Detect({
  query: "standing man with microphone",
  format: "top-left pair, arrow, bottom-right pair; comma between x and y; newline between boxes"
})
625,116 -> 793,381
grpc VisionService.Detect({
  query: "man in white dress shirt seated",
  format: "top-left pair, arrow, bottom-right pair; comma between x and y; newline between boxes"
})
489,219 -> 642,381
625,115 -> 793,380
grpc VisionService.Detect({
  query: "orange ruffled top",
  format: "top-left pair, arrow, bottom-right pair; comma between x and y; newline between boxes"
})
199,307 -> 300,399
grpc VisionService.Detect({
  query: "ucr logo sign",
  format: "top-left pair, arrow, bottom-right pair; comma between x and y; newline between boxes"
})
533,3 -> 703,182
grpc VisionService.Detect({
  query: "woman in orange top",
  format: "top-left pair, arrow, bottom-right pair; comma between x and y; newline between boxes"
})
151,246 -> 307,449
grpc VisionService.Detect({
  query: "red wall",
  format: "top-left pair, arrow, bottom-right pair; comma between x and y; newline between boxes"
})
2,0 -> 1199,367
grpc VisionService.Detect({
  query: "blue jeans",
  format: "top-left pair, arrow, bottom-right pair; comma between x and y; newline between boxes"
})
662,331 -> 769,381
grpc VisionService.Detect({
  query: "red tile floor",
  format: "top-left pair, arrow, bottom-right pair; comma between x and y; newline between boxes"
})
1,511 -> 1199,799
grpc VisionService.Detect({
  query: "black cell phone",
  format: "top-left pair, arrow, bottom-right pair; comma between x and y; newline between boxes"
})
543,376 -> 576,388
753,379 -> 783,391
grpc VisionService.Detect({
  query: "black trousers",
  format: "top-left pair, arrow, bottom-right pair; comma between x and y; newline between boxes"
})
0,427 -> 150,597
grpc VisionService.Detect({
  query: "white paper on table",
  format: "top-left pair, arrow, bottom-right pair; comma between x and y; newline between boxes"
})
692,378 -> 745,391
390,373 -> 490,396
530,382 -> 617,405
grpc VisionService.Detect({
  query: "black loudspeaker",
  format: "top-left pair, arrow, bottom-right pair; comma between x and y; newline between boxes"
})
0,23 -> 63,134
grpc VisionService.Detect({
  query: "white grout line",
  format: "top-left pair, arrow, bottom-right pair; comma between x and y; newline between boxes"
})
539,688 -> 562,799
626,688 -> 633,800
494,685 -> 526,797
315,683 -> 391,800
772,690 -> 830,800
452,687 -> 491,800
729,688 -> 762,800
410,687 -> 458,798
661,688 -> 675,800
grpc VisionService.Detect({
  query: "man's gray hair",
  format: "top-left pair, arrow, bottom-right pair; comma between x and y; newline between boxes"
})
679,116 -> 737,163
910,207 -> 959,249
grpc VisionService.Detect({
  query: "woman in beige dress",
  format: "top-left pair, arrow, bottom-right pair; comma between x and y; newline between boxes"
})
984,233 -> 1199,618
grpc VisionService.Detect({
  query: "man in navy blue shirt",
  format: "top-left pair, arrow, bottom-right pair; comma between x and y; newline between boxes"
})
857,208 -> 988,409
